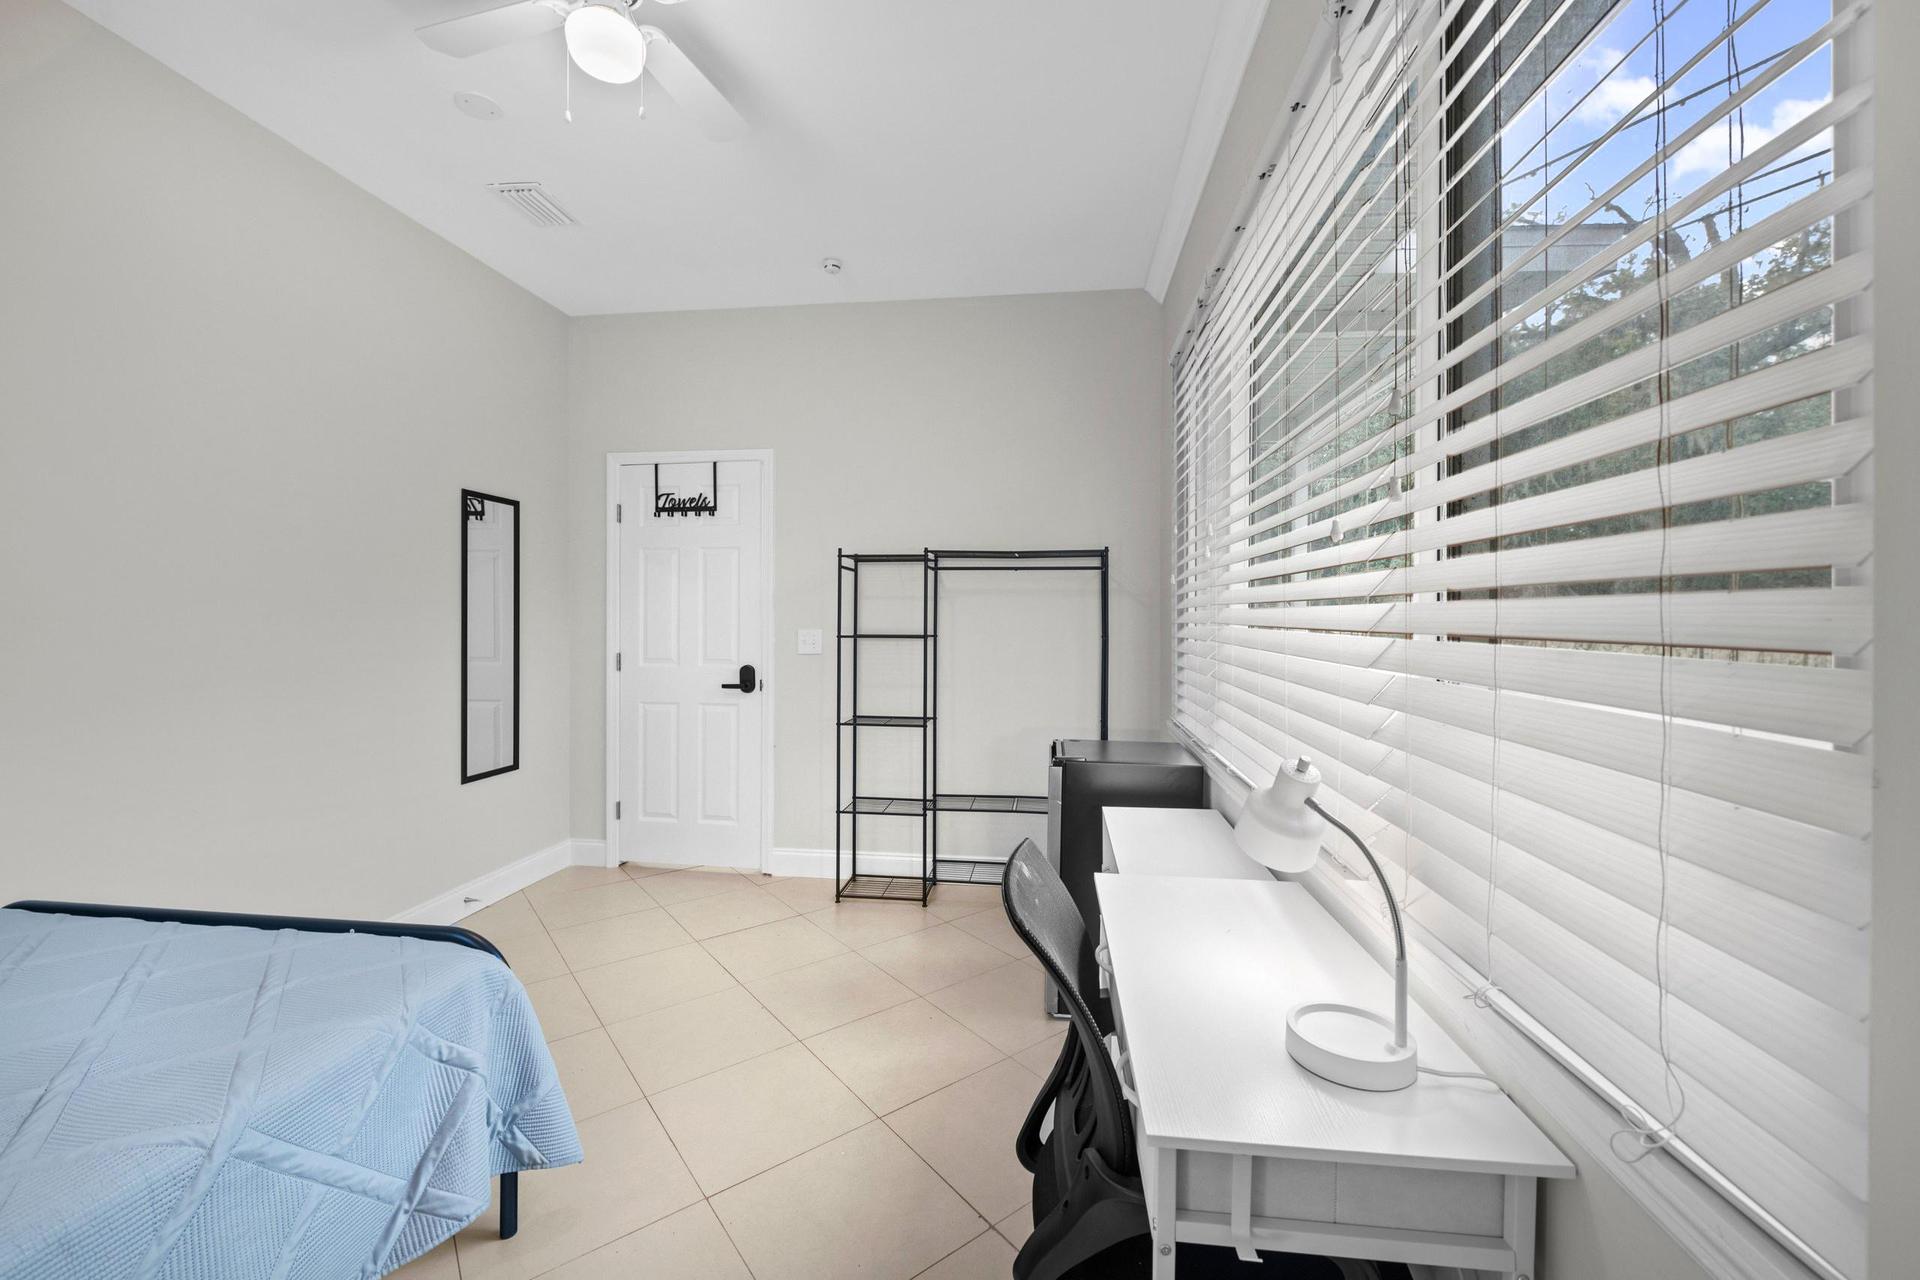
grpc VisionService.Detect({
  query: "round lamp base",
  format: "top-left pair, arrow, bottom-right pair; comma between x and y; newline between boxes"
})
1285,1002 -> 1418,1092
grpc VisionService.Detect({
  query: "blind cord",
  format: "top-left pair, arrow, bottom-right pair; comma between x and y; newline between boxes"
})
1397,0 -> 1415,922
1613,0 -> 1690,1166
1480,10 -> 1525,995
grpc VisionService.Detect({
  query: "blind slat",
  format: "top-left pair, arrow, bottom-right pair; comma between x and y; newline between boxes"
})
1194,235 -> 1871,541
1199,639 -> 1871,835
1189,416 -> 1871,593
1179,624 -> 1872,744
1224,503 -> 1868,605
1186,335 -> 1873,579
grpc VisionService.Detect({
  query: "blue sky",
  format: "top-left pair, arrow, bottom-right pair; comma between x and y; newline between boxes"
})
1496,0 -> 1833,238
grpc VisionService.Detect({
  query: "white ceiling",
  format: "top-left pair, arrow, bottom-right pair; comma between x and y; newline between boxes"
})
64,0 -> 1249,316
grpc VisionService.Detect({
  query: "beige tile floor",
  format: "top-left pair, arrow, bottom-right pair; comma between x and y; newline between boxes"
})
392,862 -> 1063,1280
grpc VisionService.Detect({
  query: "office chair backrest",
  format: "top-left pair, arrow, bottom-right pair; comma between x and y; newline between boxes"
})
1001,839 -> 1136,1177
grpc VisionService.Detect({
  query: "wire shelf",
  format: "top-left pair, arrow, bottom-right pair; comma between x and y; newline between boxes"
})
839,715 -> 932,727
933,793 -> 1048,814
935,858 -> 1010,885
838,874 -> 931,902
840,797 -> 927,816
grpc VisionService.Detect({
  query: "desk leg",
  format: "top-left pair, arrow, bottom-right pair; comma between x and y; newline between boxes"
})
1503,1174 -> 1536,1280
1151,1147 -> 1178,1280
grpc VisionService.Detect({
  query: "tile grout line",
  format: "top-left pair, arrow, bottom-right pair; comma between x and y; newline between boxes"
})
447,881 -> 679,1278
909,1223 -> 1012,1280
461,868 -> 1043,1279
634,1085 -> 769,1280
615,977 -> 799,1098
514,949 -> 754,1280
524,878 -> 663,932
592,964 -> 1029,1206
490,877 -> 1037,1022
655,1039 -> 1034,1218
874,1051 -> 1048,1240
706,1196 -> 764,1280
557,905 -> 1050,1102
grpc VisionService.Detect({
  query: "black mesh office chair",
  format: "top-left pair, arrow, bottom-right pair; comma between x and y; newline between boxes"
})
1001,840 -> 1363,1280
1002,838 -> 1145,1280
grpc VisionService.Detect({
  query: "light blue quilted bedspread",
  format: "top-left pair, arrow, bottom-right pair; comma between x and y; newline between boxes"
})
0,908 -> 582,1279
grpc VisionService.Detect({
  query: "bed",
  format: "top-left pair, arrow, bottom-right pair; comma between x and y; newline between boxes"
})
0,900 -> 583,1279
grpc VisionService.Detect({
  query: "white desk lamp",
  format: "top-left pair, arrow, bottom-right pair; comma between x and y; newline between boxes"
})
1234,757 -> 1417,1091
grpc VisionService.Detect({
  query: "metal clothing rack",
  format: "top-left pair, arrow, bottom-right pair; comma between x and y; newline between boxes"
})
835,547 -> 1109,904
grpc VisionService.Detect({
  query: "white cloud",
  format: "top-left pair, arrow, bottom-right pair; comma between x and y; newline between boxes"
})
1568,47 -> 1656,127
1670,96 -> 1830,179
1576,74 -> 1658,126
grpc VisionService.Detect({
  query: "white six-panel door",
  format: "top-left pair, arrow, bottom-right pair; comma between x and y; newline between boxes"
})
615,459 -> 766,869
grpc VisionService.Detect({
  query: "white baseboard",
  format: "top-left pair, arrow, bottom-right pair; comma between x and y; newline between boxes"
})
390,839 -> 607,925
439,841 -> 917,887
766,847 -> 924,879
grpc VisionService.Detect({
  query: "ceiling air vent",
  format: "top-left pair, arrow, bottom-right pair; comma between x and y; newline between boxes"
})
488,182 -> 576,228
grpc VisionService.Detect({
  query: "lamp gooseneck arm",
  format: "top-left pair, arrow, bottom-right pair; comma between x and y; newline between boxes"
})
1307,796 -> 1409,1050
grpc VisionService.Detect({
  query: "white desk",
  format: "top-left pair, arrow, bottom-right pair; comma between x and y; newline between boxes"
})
1101,806 -> 1271,879
1096,820 -> 1573,1279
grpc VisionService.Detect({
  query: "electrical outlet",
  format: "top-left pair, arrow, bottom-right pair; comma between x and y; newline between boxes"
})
797,628 -> 823,655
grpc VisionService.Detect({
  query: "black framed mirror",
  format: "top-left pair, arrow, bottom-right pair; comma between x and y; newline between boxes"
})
462,489 -> 519,783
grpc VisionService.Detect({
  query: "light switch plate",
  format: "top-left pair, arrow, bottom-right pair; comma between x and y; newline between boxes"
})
797,628 -> 823,655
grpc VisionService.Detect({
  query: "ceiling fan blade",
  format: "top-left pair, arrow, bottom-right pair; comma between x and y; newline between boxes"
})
641,28 -> 748,141
417,1 -> 563,58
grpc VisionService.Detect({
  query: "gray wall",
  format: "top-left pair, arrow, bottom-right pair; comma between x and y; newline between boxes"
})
566,292 -> 1169,854
0,0 -> 572,918
1161,0 -> 1324,358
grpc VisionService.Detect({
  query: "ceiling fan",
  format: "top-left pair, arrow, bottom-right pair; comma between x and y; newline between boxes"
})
415,0 -> 746,140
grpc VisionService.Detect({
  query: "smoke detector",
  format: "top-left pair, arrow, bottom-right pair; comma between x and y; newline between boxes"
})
488,182 -> 577,228
454,91 -> 502,121
820,258 -> 844,275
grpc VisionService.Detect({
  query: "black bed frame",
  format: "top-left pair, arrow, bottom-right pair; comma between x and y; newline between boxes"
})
4,900 -> 524,1241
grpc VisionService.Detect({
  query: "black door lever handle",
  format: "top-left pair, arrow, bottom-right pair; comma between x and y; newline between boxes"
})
721,663 -> 757,693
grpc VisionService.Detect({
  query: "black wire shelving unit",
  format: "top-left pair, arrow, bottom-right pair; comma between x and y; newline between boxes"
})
835,551 -> 936,903
835,547 -> 1109,903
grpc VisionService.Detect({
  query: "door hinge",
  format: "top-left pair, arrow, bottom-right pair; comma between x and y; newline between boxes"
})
614,801 -> 621,820
615,652 -> 622,671
615,503 -> 623,523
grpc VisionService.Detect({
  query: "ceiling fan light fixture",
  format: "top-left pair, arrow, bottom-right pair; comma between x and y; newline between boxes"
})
564,3 -> 647,85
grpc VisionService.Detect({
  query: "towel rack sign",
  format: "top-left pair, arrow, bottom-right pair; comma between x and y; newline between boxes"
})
654,462 -> 719,517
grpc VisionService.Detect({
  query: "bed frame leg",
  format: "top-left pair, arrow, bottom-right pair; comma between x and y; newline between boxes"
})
499,1172 -> 519,1240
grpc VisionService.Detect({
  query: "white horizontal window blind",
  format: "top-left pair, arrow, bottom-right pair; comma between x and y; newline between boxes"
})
1171,0 -> 1872,1276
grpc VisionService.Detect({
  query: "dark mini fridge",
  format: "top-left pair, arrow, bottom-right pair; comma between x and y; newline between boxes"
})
1046,738 -> 1207,1022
